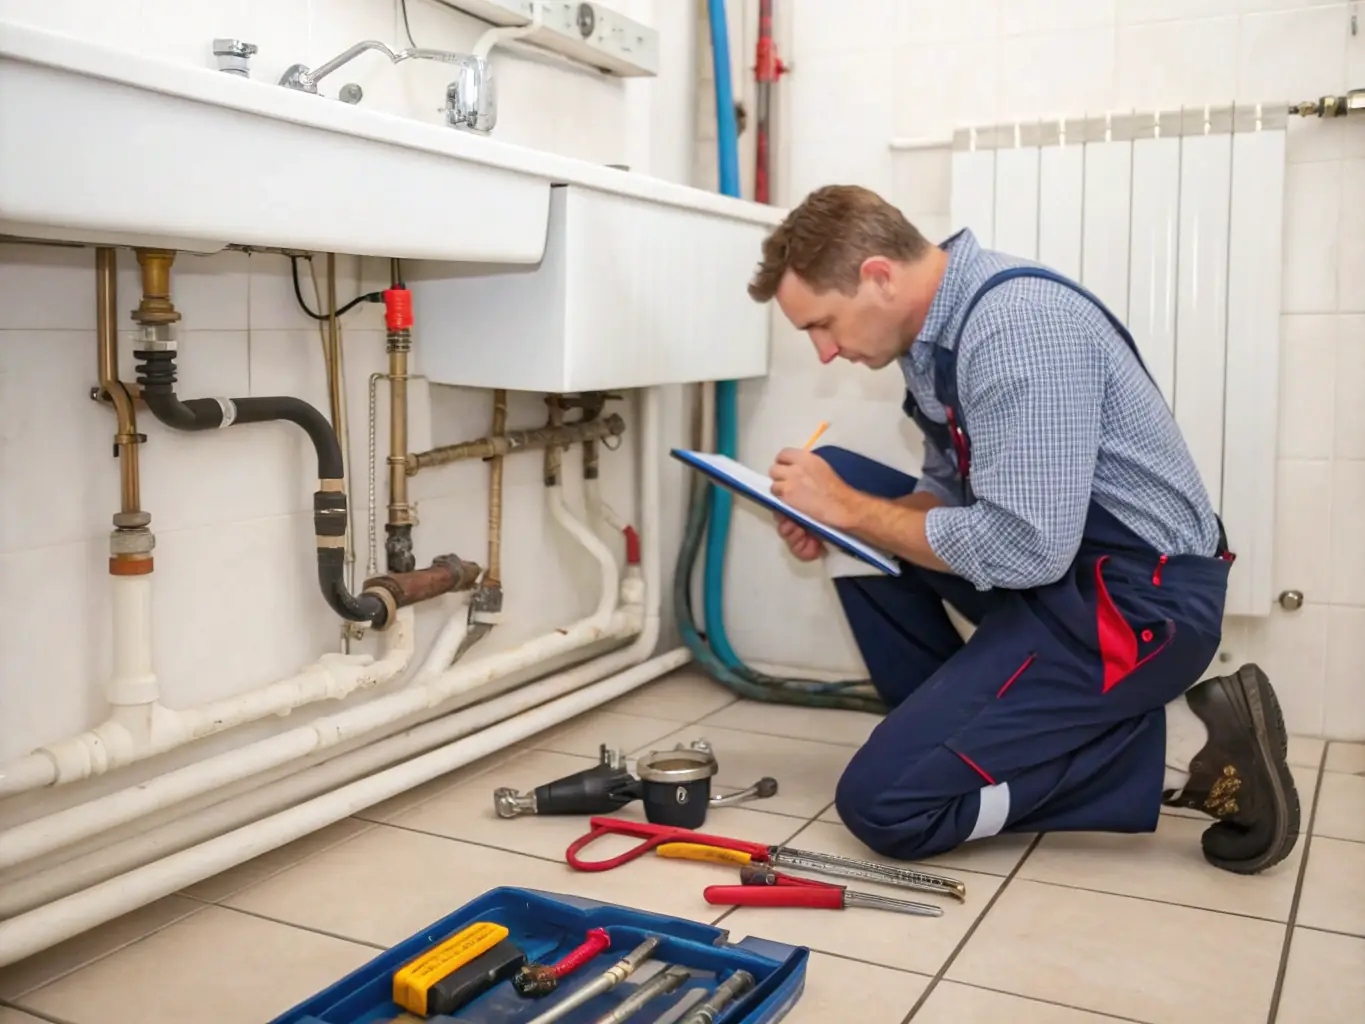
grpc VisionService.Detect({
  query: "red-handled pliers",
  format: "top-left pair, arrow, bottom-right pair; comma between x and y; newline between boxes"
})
703,863 -> 943,917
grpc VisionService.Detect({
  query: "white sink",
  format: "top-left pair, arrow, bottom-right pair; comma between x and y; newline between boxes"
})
0,21 -> 783,261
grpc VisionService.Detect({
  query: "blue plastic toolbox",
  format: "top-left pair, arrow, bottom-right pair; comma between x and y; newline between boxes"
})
269,886 -> 808,1024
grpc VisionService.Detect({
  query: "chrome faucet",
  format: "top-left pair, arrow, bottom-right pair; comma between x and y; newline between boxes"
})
278,40 -> 497,133
213,38 -> 257,77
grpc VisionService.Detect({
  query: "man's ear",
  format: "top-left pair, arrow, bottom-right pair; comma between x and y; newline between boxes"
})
859,256 -> 895,297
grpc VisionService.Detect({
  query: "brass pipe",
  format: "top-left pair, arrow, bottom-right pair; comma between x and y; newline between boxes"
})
96,248 -> 144,518
486,388 -> 508,585
324,254 -> 345,439
406,414 -> 627,474
384,266 -> 414,573
132,249 -> 179,325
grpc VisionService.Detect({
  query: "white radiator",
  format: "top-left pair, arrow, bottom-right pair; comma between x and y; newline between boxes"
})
948,106 -> 1288,618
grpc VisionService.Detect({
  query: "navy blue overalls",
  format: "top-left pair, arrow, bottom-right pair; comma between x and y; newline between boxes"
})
823,267 -> 1235,860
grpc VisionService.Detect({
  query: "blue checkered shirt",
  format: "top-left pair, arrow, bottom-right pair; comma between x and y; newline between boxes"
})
904,229 -> 1221,591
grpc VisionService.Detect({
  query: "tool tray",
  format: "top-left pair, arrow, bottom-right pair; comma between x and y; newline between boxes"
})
269,886 -> 808,1024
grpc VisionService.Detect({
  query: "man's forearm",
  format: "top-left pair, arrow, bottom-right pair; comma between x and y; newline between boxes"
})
841,491 -> 952,573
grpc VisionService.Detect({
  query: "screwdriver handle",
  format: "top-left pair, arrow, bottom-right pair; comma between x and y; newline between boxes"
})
702,884 -> 844,909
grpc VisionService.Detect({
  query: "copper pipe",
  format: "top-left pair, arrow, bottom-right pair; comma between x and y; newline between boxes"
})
324,254 -> 345,439
132,249 -> 179,325
387,341 -> 411,531
363,554 -> 481,610
486,388 -> 508,585
96,248 -> 143,518
406,414 -> 626,474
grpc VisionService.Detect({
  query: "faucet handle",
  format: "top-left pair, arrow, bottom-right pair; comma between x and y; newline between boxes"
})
444,56 -> 497,134
213,38 -> 258,78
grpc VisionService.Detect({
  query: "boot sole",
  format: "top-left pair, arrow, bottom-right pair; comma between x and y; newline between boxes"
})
1204,664 -> 1300,875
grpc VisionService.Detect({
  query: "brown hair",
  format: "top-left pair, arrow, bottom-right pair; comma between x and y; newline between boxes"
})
747,185 -> 931,302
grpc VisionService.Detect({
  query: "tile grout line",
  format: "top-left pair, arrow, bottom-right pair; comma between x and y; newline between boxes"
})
927,980 -> 1157,1024
0,999 -> 75,1024
1295,922 -> 1365,942
1265,742 -> 1330,1024
1010,874 -> 1313,926
207,902 -> 389,953
898,833 -> 1045,1024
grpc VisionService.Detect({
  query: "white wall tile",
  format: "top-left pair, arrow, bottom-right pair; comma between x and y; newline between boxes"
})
1329,459 -> 1365,605
895,0 -> 1000,43
1275,459 -> 1333,602
1281,160 -> 1342,314
888,149 -> 953,215
0,244 -> 97,331
1237,4 -> 1350,103
1277,315 -> 1338,459
1115,16 -> 1239,111
1245,603 -> 1329,736
785,51 -> 896,146
1286,116 -> 1347,164
1325,605 -> 1365,740
892,39 -> 1000,141
791,0 -> 899,58
1338,158 -> 1365,313
1001,0 -> 1116,36
785,137 -> 894,206
996,29 -> 1117,122
1117,1 -> 1243,25
1335,316 -> 1365,458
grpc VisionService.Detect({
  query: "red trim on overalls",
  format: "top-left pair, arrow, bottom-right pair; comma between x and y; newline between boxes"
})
1093,555 -> 1137,693
996,654 -> 1036,698
944,405 -> 971,484
956,751 -> 997,786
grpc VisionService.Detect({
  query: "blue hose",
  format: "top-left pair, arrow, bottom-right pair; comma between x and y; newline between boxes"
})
672,0 -> 883,712
702,0 -> 744,669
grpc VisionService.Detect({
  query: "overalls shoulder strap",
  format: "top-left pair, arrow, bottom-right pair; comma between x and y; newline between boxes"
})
938,265 -> 1153,419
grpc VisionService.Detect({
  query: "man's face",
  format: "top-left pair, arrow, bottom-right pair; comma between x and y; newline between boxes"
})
774,262 -> 909,370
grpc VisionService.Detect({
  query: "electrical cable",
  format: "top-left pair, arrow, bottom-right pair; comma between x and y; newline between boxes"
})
289,255 -> 383,321
400,0 -> 418,48
670,0 -> 884,713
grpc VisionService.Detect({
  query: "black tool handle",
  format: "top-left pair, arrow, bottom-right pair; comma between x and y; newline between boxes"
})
533,762 -> 641,815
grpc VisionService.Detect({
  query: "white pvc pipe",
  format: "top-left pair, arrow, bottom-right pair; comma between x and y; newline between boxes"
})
412,592 -> 474,683
0,388 -> 669,914
109,575 -> 156,706
0,646 -> 690,968
548,483 -> 619,626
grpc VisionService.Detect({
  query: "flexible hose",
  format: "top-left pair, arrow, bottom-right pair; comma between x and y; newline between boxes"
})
678,0 -> 883,712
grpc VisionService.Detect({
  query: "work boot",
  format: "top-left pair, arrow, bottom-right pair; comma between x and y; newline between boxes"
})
1162,664 -> 1300,875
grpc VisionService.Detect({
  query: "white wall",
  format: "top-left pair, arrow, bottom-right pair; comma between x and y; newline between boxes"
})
0,0 -> 701,828
710,1 -> 1365,740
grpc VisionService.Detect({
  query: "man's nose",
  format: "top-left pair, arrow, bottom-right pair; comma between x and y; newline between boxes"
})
814,338 -> 838,364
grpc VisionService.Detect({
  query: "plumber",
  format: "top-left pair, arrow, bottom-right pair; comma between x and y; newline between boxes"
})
746,184 -> 1298,876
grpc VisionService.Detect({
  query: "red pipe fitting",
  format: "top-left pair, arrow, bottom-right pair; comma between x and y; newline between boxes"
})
383,287 -> 414,331
623,526 -> 641,566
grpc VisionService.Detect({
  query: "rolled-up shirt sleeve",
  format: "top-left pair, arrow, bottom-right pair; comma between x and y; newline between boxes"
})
923,297 -> 1105,591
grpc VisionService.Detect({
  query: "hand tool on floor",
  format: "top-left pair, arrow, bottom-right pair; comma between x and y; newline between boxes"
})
674,969 -> 756,1024
392,920 -> 526,1017
565,817 -> 967,902
587,963 -> 692,1023
493,740 -> 778,828
523,935 -> 662,1024
703,863 -> 943,917
514,926 -> 612,997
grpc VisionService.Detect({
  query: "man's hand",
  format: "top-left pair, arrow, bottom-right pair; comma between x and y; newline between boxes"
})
775,514 -> 825,561
768,448 -> 859,529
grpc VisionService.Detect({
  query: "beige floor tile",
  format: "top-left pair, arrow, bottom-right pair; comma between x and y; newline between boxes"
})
0,895 -> 203,1000
947,880 -> 1283,1024
182,817 -> 374,903
16,906 -> 374,1024
1325,740 -> 1365,774
640,724 -> 855,819
913,982 -> 1127,1022
354,746 -> 522,823
224,822 -> 787,946
1276,927 -> 1365,1024
1163,762 -> 1318,824
781,954 -> 928,1023
605,668 -> 737,721
0,1009 -> 45,1023
722,867 -> 1003,976
1021,813 -> 1303,920
788,819 -> 1032,882
1297,836 -> 1365,936
1289,734 -> 1327,768
526,709 -> 686,759
697,700 -> 883,747
387,747 -> 805,862
797,813 -> 1031,879
1313,771 -> 1365,842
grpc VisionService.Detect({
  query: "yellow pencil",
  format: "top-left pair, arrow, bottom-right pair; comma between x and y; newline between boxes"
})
803,421 -> 830,450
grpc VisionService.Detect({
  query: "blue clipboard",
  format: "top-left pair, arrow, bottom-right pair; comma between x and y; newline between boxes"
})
670,448 -> 901,576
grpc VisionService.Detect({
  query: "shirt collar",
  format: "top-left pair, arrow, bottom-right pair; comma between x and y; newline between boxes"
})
906,228 -> 978,372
